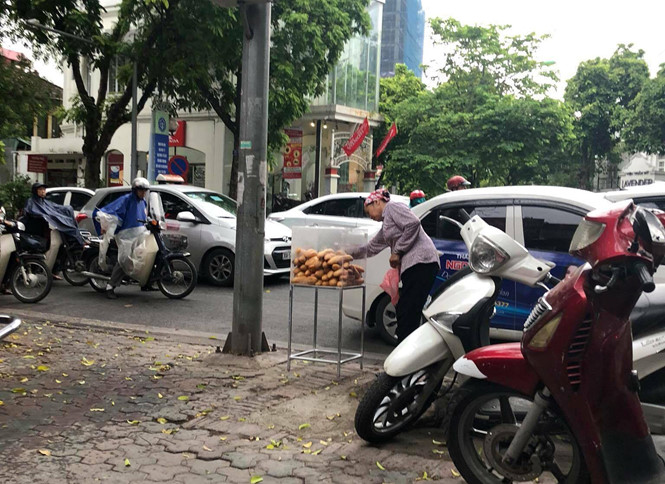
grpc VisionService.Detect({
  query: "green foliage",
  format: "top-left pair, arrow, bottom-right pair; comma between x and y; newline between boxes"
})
157,0 -> 370,197
0,54 -> 55,141
0,175 -> 32,219
380,19 -> 574,195
625,68 -> 665,153
564,44 -> 649,188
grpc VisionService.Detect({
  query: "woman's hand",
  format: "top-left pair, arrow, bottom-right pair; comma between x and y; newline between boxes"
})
389,253 -> 401,268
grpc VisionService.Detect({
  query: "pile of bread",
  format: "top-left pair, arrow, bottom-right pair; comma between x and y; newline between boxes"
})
291,248 -> 365,286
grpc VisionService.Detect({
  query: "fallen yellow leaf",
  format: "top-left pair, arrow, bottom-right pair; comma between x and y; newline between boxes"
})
38,449 -> 51,456
126,420 -> 140,425
157,418 -> 167,424
220,415 -> 230,421
298,423 -> 311,430
80,357 -> 95,366
250,477 -> 263,484
37,365 -> 49,372
312,449 -> 322,455
20,377 -> 28,383
124,458 -> 131,467
89,408 -> 105,412
432,439 -> 444,446
451,469 -> 460,478
202,445 -> 212,452
302,442 -> 312,449
376,461 -> 386,471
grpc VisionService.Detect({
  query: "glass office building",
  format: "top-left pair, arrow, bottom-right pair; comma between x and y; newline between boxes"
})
380,0 -> 425,79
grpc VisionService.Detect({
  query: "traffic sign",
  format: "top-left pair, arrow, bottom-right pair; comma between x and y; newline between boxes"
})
168,155 -> 189,178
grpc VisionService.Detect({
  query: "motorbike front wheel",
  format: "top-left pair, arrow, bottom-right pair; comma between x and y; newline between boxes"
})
158,257 -> 197,299
10,259 -> 53,303
447,380 -> 589,484
354,361 -> 445,443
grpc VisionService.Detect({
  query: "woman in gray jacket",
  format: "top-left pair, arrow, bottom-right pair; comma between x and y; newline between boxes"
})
359,189 -> 440,342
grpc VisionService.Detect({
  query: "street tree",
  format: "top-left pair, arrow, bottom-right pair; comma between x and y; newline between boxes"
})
564,44 -> 649,188
157,0 -> 370,199
0,51 -> 55,149
2,0 -> 179,188
625,67 -> 665,154
380,18 -> 573,194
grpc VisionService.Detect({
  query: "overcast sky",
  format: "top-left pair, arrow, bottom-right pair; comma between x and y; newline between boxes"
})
421,0 -> 665,98
5,0 -> 665,96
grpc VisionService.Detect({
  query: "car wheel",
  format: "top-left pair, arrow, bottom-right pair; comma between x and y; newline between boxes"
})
203,248 -> 234,286
375,293 -> 399,346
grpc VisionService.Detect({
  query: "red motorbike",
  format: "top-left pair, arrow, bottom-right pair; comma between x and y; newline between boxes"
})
448,201 -> 665,483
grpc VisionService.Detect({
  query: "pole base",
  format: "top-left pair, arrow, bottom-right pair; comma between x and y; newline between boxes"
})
222,331 -> 271,355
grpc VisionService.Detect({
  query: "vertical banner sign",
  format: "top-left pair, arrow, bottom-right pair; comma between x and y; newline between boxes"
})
282,128 -> 303,179
375,122 -> 397,158
107,152 -> 124,186
342,117 -> 370,157
149,110 -> 170,181
169,120 -> 186,147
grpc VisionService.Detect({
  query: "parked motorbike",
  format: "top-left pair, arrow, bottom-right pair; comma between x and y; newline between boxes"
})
42,229 -> 89,286
82,217 -> 197,299
449,201 -> 665,483
0,315 -> 21,341
0,219 -> 53,303
355,211 -> 665,443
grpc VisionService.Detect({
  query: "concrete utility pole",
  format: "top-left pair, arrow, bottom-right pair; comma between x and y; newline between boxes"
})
227,1 -> 272,355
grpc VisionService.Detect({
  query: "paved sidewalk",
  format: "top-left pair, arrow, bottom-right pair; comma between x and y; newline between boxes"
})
0,318 -> 460,483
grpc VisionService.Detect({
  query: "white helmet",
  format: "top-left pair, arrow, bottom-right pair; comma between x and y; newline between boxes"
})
132,177 -> 150,190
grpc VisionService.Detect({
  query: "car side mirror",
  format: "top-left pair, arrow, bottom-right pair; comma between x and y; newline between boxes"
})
176,211 -> 198,223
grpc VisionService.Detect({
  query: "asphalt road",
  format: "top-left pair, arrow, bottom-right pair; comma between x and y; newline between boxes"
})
0,275 -> 392,356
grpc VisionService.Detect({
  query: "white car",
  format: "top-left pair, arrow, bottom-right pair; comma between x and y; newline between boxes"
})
268,192 -> 410,229
45,187 -> 95,216
343,185 -> 613,345
604,183 -> 665,209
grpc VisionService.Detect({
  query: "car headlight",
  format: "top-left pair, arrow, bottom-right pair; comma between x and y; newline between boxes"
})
429,312 -> 462,333
569,219 -> 605,253
469,235 -> 510,274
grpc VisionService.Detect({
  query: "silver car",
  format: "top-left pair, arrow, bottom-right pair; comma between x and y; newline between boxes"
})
78,185 -> 292,286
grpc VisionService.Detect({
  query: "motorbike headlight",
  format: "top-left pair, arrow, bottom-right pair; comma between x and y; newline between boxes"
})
469,235 -> 510,274
569,219 -> 605,253
429,312 -> 462,333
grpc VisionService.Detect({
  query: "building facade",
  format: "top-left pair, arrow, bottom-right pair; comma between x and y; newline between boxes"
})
380,0 -> 425,79
18,1 -> 385,206
594,152 -> 665,191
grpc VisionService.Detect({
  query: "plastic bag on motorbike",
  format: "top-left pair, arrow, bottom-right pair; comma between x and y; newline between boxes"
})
96,211 -> 120,271
115,226 -> 151,280
380,267 -> 400,306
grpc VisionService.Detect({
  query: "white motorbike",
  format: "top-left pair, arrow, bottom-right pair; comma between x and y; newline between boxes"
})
0,219 -> 53,303
354,213 -> 665,442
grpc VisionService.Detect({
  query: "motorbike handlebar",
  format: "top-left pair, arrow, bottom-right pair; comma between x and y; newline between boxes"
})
635,262 -> 655,293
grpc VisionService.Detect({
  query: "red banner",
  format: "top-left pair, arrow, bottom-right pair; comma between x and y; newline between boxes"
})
282,128 -> 303,179
169,120 -> 186,147
375,122 -> 397,158
342,118 -> 369,157
27,155 -> 47,174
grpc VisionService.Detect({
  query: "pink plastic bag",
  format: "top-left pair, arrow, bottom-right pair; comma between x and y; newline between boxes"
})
380,268 -> 400,306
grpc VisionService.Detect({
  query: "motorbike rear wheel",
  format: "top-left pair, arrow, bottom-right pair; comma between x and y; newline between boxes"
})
447,380 -> 589,484
354,361 -> 446,443
158,257 -> 197,299
62,256 -> 89,286
10,259 -> 53,303
88,257 -> 110,293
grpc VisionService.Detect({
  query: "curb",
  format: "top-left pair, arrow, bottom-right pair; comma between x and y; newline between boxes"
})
2,307 -> 388,365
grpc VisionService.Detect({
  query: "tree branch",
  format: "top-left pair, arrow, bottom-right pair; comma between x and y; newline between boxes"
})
199,81 -> 237,135
69,55 -> 95,112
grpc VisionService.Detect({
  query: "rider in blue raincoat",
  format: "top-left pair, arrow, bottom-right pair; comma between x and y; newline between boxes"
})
97,177 -> 150,298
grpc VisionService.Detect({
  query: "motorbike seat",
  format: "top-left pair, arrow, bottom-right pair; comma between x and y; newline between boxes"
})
631,284 -> 665,338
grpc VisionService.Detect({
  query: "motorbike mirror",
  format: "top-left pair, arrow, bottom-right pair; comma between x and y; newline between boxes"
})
439,215 -> 464,230
176,211 -> 197,223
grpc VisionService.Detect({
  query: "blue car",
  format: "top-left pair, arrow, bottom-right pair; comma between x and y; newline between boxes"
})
342,185 -> 614,345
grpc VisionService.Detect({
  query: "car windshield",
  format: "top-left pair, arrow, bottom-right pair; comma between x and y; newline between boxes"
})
185,191 -> 237,218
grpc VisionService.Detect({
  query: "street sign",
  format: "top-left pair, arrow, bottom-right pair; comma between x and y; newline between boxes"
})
168,155 -> 189,178
27,155 -> 47,174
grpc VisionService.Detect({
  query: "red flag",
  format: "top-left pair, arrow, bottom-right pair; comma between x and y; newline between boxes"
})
374,122 -> 397,158
342,118 -> 370,157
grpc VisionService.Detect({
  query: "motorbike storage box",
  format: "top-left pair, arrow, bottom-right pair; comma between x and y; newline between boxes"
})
290,226 -> 367,287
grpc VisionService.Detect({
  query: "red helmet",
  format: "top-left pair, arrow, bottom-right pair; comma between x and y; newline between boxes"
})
447,175 -> 471,191
409,189 -> 426,200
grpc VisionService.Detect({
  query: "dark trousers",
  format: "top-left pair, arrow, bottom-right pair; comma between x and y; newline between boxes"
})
109,263 -> 125,288
395,262 -> 439,343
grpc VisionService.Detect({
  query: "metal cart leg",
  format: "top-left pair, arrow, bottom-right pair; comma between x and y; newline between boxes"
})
287,284 -> 294,371
313,286 -> 319,354
360,286 -> 365,370
337,287 -> 343,378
